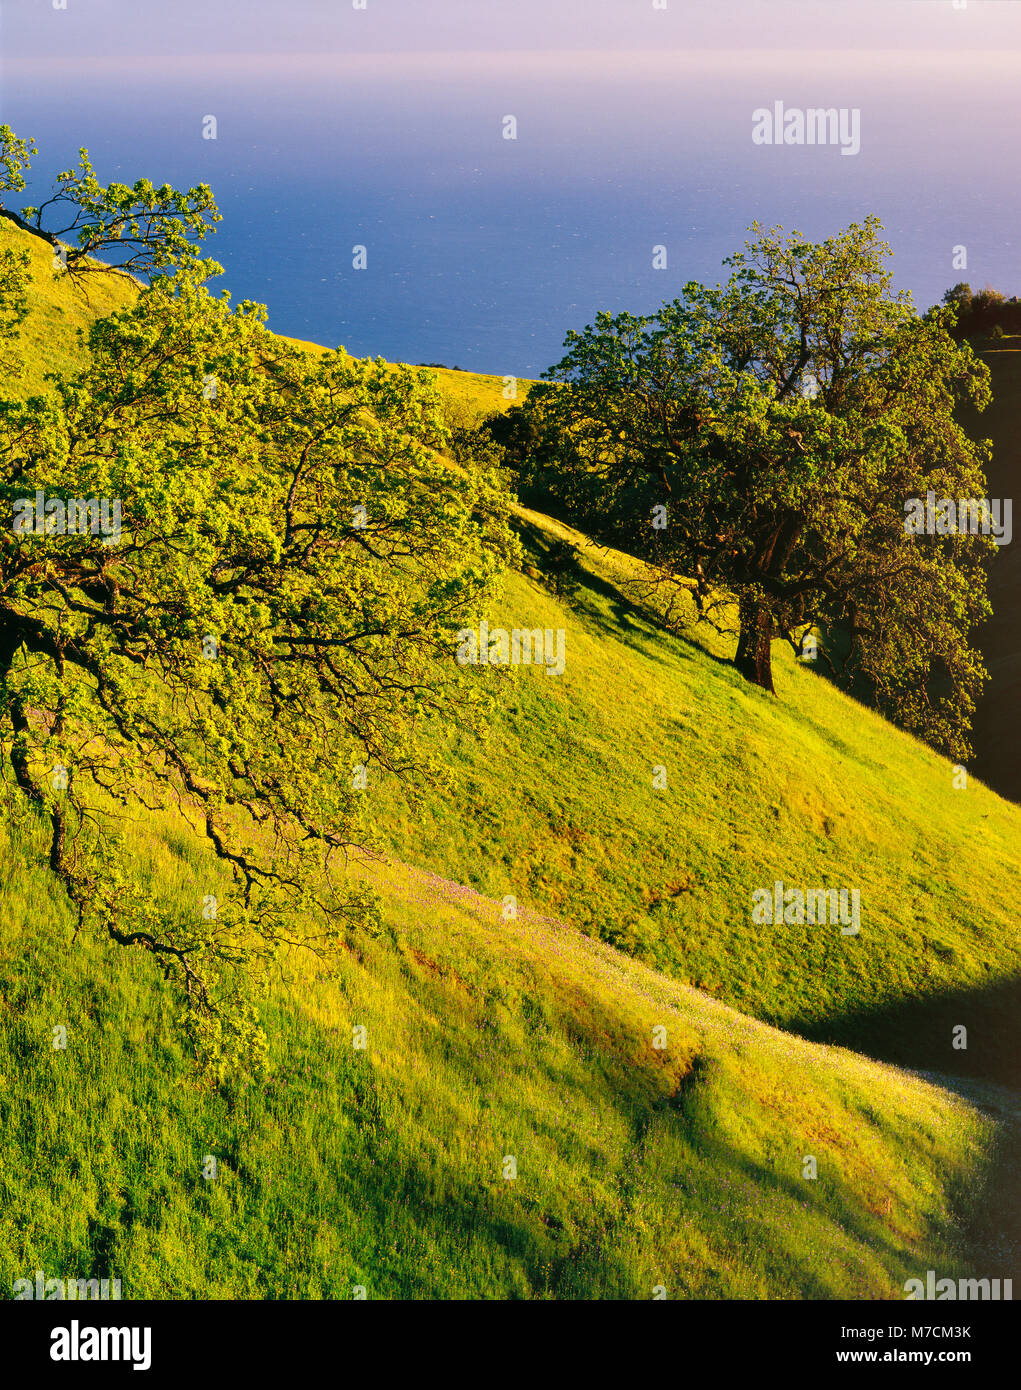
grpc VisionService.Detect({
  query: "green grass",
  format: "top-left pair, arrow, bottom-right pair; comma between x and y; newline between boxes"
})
3,226 -> 138,396
374,509 -> 1021,1086
1,222 -> 1018,1299
0,810 -> 996,1299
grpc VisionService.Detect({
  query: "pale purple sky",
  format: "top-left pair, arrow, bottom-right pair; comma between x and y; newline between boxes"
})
3,0 -> 1021,63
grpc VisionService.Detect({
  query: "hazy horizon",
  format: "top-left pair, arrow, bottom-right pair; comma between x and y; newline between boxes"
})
2,1 -> 1019,374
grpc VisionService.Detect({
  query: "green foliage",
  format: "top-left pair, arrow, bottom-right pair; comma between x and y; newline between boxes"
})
0,226 -> 28,381
0,125 -> 36,205
10,139 -> 220,287
441,398 -> 507,472
517,219 -> 994,756
942,281 -> 1021,340
0,127 -> 34,379
0,132 -> 516,1073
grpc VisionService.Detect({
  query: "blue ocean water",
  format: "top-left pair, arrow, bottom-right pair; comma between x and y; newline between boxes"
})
2,47 -> 1018,378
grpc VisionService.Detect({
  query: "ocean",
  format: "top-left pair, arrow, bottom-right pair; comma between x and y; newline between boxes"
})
2,44 -> 1018,378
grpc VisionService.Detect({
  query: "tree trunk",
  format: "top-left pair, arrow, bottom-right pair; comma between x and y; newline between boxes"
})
735,592 -> 775,693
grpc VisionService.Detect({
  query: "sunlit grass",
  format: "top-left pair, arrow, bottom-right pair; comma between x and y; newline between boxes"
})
374,508 -> 1021,1083
1,222 -> 1016,1300
0,810 -> 993,1299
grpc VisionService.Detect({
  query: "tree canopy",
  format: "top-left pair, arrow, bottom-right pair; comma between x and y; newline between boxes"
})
501,218 -> 994,758
1,129 -> 514,1073
1,123 -> 220,289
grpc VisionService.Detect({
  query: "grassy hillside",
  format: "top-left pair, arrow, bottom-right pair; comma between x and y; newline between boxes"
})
3,225 -> 136,395
0,806 -> 1000,1298
2,222 -> 1019,1298
374,511 -> 1021,1087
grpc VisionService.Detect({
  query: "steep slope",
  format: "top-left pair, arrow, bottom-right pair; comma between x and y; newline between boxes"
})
374,511 -> 1021,1087
0,809 -> 1003,1298
2,222 -> 1018,1298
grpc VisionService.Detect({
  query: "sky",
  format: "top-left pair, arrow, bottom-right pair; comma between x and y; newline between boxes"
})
4,0 -> 1021,58
1,0 -> 1019,375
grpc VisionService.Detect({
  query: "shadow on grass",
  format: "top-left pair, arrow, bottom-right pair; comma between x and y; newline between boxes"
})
917,1070 -> 1021,1286
787,974 -> 1021,1090
513,516 -> 744,675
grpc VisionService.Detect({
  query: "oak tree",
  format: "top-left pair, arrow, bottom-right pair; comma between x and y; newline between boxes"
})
1,130 -> 512,1072
513,219 -> 993,756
